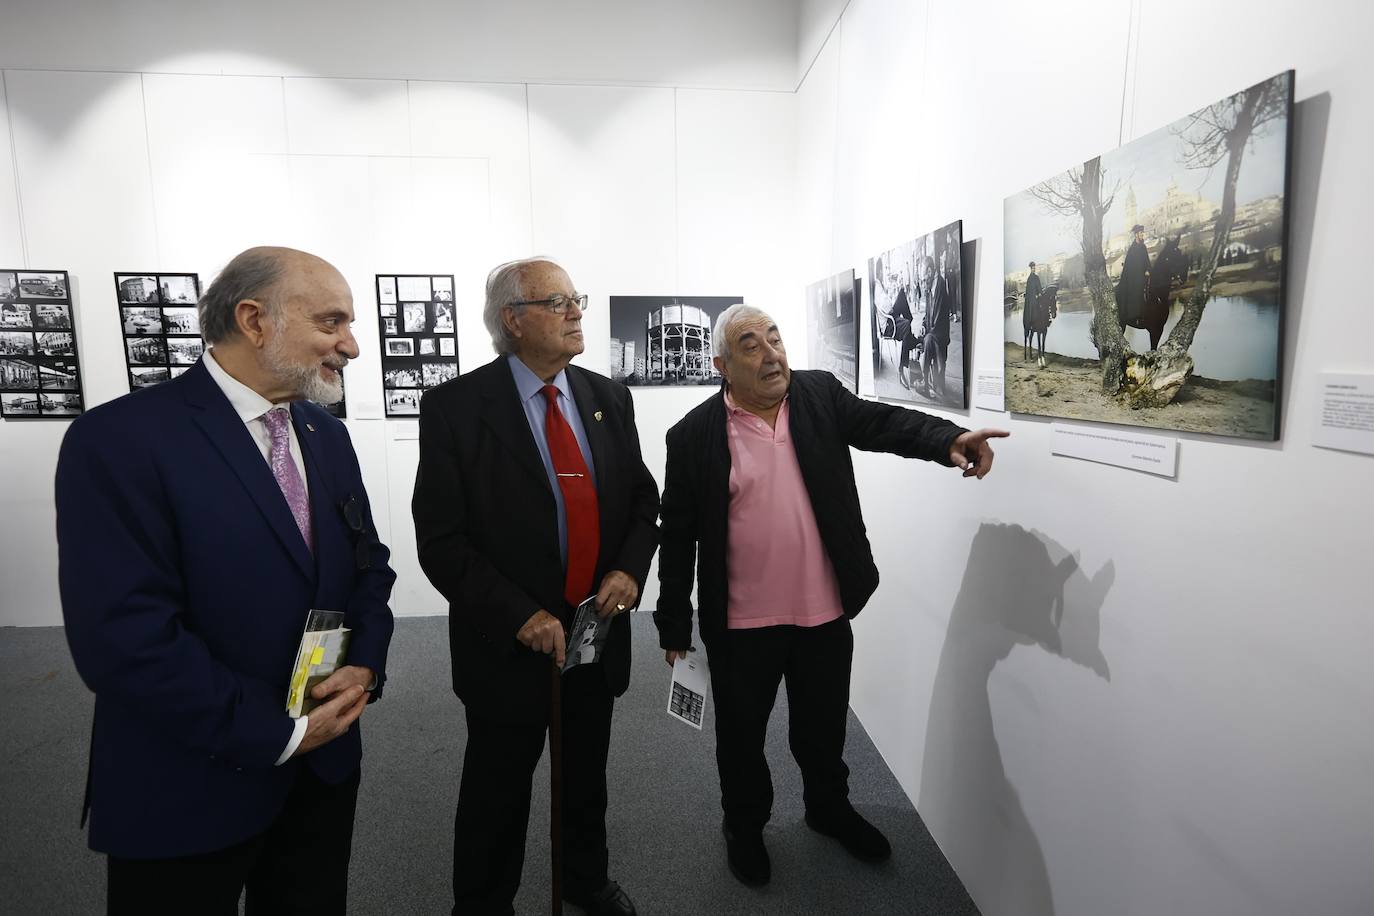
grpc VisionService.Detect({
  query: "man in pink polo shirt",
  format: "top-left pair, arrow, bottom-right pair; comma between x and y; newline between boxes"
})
654,303 -> 1007,888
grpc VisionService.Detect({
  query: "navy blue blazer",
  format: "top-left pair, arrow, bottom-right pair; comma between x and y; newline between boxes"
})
55,357 -> 396,859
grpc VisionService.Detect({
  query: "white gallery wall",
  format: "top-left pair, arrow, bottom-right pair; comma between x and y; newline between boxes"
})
0,5 -> 799,625
796,1 -> 1374,915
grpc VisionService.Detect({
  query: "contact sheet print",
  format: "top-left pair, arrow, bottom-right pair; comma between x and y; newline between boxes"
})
114,272 -> 204,391
0,270 -> 86,418
376,274 -> 458,417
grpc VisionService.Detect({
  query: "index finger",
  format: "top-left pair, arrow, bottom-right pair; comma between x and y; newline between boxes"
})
975,428 -> 1011,440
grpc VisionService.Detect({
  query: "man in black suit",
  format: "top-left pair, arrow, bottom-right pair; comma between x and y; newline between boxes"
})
919,254 -> 951,399
655,303 -> 1007,888
413,258 -> 659,916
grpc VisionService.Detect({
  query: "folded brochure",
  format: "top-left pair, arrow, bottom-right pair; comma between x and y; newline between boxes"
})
286,609 -> 350,718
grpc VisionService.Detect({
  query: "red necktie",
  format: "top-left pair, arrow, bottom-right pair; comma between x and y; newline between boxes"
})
542,385 -> 600,607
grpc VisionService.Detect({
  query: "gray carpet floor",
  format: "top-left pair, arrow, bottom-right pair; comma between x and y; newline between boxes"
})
0,615 -> 978,915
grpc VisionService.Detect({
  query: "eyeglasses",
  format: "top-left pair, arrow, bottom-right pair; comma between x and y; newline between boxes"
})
340,495 -> 371,571
509,294 -> 590,314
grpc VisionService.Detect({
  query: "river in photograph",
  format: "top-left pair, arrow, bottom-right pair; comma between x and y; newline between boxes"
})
1005,294 -> 1279,380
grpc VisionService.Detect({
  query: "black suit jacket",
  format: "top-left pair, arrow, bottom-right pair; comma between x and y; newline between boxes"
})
654,370 -> 965,656
413,356 -> 660,724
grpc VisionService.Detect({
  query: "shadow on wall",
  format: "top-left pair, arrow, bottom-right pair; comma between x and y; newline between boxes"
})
918,523 -> 1114,916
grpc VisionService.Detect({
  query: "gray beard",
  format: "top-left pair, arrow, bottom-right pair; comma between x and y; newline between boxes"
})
264,334 -> 345,405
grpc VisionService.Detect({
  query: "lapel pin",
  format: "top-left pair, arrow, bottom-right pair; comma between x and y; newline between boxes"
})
594,411 -> 603,422
306,423 -> 315,432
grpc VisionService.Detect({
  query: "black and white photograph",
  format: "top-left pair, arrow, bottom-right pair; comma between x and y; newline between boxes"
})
1003,71 -> 1292,439
117,275 -> 159,303
35,303 -> 72,330
126,336 -> 167,366
376,274 -> 460,417
169,366 -> 189,378
130,366 -> 170,389
37,332 -> 75,357
383,368 -> 420,389
1,391 -> 40,416
397,276 -> 431,301
17,272 -> 68,299
1,268 -> 85,418
122,307 -> 163,335
379,276 -> 397,305
386,388 -> 420,415
402,302 -> 427,333
160,275 -> 198,304
432,300 -> 454,332
421,361 -> 457,387
1,302 -> 33,328
805,268 -> 858,393
113,272 -> 203,392
608,295 -> 742,387
0,358 -> 39,388
40,359 -> 80,390
162,307 -> 200,335
167,338 -> 204,365
866,218 -> 966,408
41,392 -> 82,416
0,331 -> 35,355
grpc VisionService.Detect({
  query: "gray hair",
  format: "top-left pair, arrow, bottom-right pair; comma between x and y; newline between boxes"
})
712,302 -> 773,361
484,257 -> 560,354
199,249 -> 287,344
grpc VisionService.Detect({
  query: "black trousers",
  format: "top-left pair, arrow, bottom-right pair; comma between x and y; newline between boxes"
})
106,765 -> 361,916
708,616 -> 854,834
452,664 -> 614,916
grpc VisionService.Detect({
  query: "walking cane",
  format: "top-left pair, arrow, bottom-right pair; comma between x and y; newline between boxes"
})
550,657 -> 563,916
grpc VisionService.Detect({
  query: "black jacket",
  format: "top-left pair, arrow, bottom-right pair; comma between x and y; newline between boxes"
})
653,370 -> 965,653
413,357 -> 660,724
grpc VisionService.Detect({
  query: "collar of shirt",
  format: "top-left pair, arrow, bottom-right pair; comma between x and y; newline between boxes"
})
722,388 -> 787,417
203,347 -> 280,425
507,353 -> 571,408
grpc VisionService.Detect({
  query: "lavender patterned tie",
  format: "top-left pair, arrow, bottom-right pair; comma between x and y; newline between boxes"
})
263,407 -> 313,553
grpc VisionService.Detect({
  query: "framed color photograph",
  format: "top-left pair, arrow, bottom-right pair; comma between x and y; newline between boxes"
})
1002,71 -> 1293,439
0,269 -> 86,419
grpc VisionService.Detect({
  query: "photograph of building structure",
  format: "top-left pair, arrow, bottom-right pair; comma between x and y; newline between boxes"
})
608,295 -> 741,386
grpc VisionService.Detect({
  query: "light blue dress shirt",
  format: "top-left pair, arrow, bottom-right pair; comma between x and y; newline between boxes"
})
507,355 -> 597,569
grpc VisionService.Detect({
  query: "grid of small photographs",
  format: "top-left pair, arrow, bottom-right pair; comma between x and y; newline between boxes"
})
0,269 -> 86,418
114,272 -> 204,391
376,274 -> 458,417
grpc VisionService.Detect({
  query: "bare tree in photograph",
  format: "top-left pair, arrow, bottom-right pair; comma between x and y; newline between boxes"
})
1123,77 -> 1288,407
1028,157 -> 1130,391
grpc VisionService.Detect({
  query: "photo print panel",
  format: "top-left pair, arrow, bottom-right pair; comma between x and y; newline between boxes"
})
804,268 -> 859,394
866,219 -> 966,408
608,296 -> 742,387
113,272 -> 203,393
1002,71 -> 1293,439
0,269 -> 87,419
375,274 -> 459,417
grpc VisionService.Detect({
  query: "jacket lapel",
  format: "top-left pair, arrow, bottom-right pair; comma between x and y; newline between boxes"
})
567,366 -> 609,495
478,357 -> 552,494
181,359 -> 316,581
291,404 -> 336,581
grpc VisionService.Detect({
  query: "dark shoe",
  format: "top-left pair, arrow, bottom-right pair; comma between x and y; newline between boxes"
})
722,821 -> 771,886
805,806 -> 892,863
566,879 -> 637,916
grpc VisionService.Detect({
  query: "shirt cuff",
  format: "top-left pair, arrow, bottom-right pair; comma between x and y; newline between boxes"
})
275,716 -> 309,766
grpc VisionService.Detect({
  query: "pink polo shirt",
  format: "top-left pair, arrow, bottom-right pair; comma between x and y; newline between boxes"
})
724,390 -> 845,630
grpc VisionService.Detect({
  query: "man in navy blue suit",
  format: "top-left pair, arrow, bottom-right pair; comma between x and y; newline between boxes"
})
56,246 -> 396,915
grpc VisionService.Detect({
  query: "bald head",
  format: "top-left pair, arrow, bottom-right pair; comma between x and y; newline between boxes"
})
199,246 -> 343,344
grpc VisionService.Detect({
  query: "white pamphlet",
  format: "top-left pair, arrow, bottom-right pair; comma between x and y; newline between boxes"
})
667,650 -> 709,730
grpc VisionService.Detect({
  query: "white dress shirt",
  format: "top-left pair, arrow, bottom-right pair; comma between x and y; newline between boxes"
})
202,350 -> 310,764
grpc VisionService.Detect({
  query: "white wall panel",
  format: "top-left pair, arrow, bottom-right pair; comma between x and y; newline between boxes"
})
0,75 -> 24,266
284,78 -> 411,158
